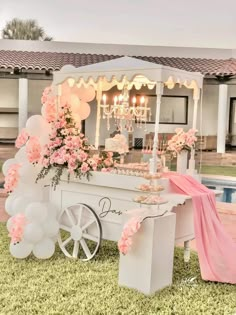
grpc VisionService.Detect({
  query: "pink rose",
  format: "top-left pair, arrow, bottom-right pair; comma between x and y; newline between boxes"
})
15,128 -> 29,148
26,136 -> 41,163
4,163 -> 21,193
9,213 -> 28,243
81,162 -> 90,173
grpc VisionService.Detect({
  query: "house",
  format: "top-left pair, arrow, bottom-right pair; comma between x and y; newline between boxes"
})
0,39 -> 236,153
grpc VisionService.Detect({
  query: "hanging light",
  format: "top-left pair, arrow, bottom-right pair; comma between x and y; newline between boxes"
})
100,85 -> 152,132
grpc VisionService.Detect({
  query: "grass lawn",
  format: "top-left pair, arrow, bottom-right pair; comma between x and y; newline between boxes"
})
169,163 -> 236,177
0,223 -> 235,315
199,165 -> 236,177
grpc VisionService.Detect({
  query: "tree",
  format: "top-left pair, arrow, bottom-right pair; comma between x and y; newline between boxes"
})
1,18 -> 53,41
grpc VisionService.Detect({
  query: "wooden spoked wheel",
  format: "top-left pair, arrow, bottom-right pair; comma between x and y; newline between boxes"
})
58,203 -> 102,261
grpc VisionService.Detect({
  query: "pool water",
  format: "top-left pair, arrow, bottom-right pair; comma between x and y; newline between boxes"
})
202,178 -> 236,204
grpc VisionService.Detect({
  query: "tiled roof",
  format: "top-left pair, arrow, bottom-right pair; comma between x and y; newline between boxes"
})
0,50 -> 236,76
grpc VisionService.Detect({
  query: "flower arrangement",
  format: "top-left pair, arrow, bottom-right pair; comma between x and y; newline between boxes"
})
15,128 -> 29,148
118,216 -> 142,255
167,128 -> 198,156
4,163 -> 21,193
37,103 -> 115,189
8,213 -> 28,244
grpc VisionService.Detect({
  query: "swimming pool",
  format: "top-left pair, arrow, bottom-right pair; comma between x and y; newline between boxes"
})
202,177 -> 236,203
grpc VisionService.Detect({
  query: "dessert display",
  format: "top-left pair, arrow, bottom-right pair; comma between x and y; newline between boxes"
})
136,184 -> 165,192
133,173 -> 168,206
105,134 -> 129,154
111,162 -> 149,177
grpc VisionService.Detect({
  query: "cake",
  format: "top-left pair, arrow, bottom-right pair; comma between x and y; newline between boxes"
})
105,134 -> 129,154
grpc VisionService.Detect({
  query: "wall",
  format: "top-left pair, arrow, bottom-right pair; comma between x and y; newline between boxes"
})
0,78 -> 18,138
0,78 -> 52,139
28,79 -> 52,116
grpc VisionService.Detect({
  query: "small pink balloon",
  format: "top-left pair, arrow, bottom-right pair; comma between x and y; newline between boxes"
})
61,80 -> 71,95
77,85 -> 96,102
78,101 -> 91,120
60,93 -> 71,107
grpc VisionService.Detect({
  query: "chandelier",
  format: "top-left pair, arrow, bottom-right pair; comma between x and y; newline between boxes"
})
100,85 -> 152,132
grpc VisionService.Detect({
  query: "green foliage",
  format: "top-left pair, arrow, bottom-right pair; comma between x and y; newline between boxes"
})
1,18 -> 53,40
0,223 -> 235,315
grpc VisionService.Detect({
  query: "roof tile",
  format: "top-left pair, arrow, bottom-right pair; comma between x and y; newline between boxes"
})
0,50 -> 235,76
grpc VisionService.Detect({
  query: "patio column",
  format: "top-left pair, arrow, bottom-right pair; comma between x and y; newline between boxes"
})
95,82 -> 102,149
150,82 -> 164,173
187,88 -> 200,175
18,78 -> 28,133
217,84 -> 228,153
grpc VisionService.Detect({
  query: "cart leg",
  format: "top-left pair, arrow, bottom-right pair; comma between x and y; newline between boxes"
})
184,240 -> 191,263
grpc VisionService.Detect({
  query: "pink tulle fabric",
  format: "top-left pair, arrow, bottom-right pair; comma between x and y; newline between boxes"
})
118,216 -> 142,255
8,213 -> 28,243
15,128 -> 29,148
4,163 -> 21,193
165,173 -> 236,284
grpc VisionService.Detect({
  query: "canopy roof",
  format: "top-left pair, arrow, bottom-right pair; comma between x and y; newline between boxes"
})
53,56 -> 203,92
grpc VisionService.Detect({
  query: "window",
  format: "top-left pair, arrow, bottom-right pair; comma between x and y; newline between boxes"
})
139,95 -> 188,125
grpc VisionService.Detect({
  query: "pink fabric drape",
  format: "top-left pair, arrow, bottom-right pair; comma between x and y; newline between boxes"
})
164,173 -> 236,284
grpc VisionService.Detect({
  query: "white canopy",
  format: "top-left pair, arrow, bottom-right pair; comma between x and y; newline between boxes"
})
53,56 -> 203,93
53,56 -> 203,174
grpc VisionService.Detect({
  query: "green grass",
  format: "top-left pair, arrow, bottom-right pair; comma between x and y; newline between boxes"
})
169,163 -> 236,177
199,165 -> 236,177
0,224 -> 235,315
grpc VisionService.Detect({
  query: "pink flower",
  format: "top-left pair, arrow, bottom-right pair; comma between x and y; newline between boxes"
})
15,128 -> 29,148
118,237 -> 132,255
104,158 -> 112,167
4,163 -> 21,193
26,136 -> 41,163
101,168 -> 109,172
78,150 -> 88,162
107,152 -> 113,158
81,162 -> 90,173
42,101 -> 57,123
118,216 -> 142,255
9,213 -> 28,243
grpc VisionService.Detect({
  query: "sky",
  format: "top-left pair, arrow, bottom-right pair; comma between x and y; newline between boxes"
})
0,0 -> 235,48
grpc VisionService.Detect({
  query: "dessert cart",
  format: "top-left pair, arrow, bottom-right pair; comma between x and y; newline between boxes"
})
50,171 -> 190,260
50,56 -> 204,260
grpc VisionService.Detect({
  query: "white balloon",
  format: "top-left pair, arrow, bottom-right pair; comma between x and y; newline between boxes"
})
11,196 -> 35,215
5,194 -> 20,216
42,219 -> 59,237
33,238 -> 55,259
23,223 -> 44,243
6,217 -> 14,232
25,202 -> 48,223
18,163 -> 39,185
10,241 -> 33,259
13,182 -> 30,195
2,158 -> 17,176
26,115 -> 51,137
15,147 -> 27,163
12,182 -> 44,203
44,203 -> 59,219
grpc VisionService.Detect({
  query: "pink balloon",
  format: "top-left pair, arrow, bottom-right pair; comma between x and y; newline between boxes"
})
61,81 -> 71,95
78,101 -> 91,120
77,85 -> 96,103
60,93 -> 71,107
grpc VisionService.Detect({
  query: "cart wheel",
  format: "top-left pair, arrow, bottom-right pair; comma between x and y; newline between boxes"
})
58,203 -> 102,261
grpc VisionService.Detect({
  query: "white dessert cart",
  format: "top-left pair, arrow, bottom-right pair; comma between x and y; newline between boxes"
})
50,172 -> 191,260
51,56 -> 204,261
